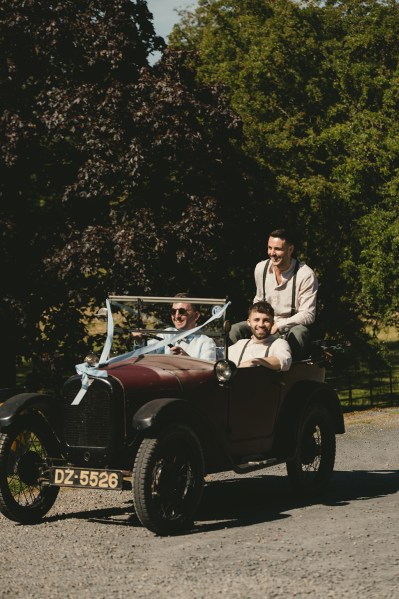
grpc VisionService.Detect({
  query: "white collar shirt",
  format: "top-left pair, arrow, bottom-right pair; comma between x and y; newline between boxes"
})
253,258 -> 318,329
149,327 -> 217,361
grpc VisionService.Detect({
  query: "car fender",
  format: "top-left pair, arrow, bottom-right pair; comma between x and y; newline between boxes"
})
0,392 -> 62,439
132,397 -> 231,471
133,397 -> 208,433
273,380 -> 345,457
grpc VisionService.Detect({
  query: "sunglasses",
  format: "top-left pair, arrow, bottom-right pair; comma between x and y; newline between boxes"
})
170,308 -> 190,316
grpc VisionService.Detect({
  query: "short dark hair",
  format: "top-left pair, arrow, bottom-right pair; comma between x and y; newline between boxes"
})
173,293 -> 200,312
269,228 -> 296,246
248,301 -> 274,319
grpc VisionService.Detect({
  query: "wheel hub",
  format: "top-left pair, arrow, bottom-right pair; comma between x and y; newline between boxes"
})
153,458 -> 191,505
17,451 -> 43,486
301,428 -> 321,464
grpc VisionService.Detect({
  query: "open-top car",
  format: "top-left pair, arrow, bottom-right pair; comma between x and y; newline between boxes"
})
0,295 -> 344,535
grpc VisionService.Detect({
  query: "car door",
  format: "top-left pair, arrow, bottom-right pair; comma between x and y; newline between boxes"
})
227,367 -> 283,456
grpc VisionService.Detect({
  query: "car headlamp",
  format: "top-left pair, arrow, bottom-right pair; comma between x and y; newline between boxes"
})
84,352 -> 99,368
214,359 -> 237,384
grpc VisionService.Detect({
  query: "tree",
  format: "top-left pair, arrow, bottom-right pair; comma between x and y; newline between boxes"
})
0,2 -> 256,389
170,0 -> 399,348
0,0 -> 165,387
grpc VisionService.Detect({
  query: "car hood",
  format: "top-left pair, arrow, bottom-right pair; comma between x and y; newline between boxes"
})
102,354 -> 215,395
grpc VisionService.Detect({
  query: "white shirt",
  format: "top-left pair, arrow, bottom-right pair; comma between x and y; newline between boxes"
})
148,328 -> 217,361
254,258 -> 318,329
228,336 -> 292,371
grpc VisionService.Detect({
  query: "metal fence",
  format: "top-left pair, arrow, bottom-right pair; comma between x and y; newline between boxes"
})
325,369 -> 399,408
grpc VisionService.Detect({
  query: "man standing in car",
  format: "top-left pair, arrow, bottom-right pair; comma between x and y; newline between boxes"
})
229,228 -> 318,361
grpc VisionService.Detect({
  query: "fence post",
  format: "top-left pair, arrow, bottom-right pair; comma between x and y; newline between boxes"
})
369,372 -> 373,407
348,372 -> 352,407
389,369 -> 393,406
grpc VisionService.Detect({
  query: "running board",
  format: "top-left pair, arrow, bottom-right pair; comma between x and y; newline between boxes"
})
233,456 -> 286,474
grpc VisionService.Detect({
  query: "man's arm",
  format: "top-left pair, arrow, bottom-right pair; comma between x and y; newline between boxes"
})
275,268 -> 318,329
253,260 -> 269,303
131,331 -> 167,354
239,339 -> 292,371
196,336 -> 217,361
239,356 -> 282,370
172,335 -> 217,361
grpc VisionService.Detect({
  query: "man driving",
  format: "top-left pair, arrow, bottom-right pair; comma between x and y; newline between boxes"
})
133,293 -> 216,361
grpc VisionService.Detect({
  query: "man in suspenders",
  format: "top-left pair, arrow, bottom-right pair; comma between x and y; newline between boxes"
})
229,301 -> 292,371
229,228 -> 318,361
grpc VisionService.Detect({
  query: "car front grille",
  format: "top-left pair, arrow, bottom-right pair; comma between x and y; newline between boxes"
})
63,378 -> 115,449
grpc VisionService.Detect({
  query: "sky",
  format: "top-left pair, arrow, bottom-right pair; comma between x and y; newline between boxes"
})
146,0 -> 198,41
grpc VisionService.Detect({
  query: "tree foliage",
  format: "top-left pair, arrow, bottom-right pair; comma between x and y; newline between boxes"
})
0,1 -> 256,389
170,0 -> 399,350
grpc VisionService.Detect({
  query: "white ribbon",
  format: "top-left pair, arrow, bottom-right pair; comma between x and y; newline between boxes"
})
71,301 -> 231,405
99,298 -> 114,364
71,299 -> 115,406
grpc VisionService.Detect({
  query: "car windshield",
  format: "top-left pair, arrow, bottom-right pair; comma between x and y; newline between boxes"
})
92,295 -> 231,364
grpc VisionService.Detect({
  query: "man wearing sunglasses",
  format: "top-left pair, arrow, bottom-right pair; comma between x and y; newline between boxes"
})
135,293 -> 217,361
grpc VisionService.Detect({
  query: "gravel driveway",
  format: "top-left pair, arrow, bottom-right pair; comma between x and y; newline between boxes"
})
1,408 -> 398,599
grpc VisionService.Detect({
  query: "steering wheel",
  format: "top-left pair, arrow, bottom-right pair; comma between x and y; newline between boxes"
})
141,333 -> 163,341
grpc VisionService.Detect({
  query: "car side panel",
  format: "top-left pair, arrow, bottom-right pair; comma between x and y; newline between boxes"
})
226,368 -> 284,456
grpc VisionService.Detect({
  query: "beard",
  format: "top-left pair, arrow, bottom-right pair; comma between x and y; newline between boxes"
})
252,329 -> 270,340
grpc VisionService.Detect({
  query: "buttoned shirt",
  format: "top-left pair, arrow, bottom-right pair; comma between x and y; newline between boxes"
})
148,327 -> 217,361
253,258 -> 318,330
228,336 -> 292,371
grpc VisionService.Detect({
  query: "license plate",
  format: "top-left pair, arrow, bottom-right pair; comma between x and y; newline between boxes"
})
49,467 -> 123,490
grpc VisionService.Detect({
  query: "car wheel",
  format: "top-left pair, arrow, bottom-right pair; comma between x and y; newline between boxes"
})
0,415 -> 60,523
132,424 -> 204,536
286,404 -> 336,496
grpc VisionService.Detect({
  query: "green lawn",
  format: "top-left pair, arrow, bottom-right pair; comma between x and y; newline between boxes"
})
328,327 -> 399,408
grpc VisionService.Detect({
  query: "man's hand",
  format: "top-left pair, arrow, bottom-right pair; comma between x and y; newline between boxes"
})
239,356 -> 281,370
169,345 -> 188,356
131,332 -> 143,340
239,358 -> 264,368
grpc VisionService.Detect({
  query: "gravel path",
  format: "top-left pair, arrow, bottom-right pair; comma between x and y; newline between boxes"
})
1,408 -> 398,599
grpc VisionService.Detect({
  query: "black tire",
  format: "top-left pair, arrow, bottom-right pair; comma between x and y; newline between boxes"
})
286,404 -> 336,496
0,415 -> 60,523
132,424 -> 204,535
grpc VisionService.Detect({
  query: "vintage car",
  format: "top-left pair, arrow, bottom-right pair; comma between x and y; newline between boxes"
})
0,295 -> 344,535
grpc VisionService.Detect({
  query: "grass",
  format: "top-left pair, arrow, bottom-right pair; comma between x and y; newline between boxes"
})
328,327 -> 399,408
344,406 -> 399,425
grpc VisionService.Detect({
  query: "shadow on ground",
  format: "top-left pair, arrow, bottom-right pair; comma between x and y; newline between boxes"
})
39,468 -> 399,534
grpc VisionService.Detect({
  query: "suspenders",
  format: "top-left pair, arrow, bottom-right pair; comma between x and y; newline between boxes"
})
237,339 -> 271,367
262,259 -> 300,317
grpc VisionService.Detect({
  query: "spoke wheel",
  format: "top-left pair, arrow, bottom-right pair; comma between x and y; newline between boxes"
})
133,424 -> 204,535
0,416 -> 60,523
286,405 -> 336,496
